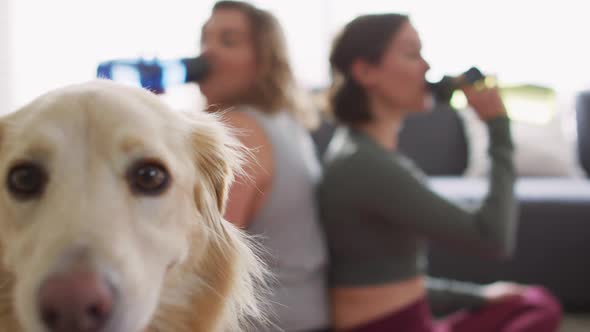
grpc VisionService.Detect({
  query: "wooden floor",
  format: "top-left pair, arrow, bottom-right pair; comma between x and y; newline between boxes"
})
561,314 -> 590,332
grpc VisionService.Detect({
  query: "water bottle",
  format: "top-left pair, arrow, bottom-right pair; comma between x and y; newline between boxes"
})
97,55 -> 209,94
428,67 -> 485,104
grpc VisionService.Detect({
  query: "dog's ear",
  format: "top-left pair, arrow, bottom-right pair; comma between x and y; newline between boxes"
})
180,112 -> 268,331
187,112 -> 247,215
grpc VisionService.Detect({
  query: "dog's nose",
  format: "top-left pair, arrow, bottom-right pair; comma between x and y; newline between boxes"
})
38,270 -> 116,332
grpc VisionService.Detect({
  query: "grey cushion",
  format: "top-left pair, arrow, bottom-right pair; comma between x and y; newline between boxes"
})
576,91 -> 590,177
398,105 -> 468,176
311,115 -> 336,160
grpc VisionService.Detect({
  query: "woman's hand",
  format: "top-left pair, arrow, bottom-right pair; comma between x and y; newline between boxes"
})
482,281 -> 526,303
461,85 -> 507,121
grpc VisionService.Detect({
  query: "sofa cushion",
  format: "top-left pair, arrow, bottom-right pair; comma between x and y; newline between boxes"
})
398,105 -> 468,176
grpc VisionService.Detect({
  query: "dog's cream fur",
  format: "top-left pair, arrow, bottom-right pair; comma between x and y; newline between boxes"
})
0,80 -> 267,332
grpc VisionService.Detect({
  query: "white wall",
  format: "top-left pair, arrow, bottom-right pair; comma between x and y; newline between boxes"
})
0,0 -> 14,113
7,0 -> 590,111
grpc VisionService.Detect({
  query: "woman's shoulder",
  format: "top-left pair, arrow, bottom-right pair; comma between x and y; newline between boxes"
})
322,128 -> 419,184
323,129 -> 381,174
324,128 -> 388,162
222,110 -> 266,138
220,110 -> 273,160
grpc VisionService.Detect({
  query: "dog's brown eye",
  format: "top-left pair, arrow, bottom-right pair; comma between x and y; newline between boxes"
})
6,163 -> 47,200
127,161 -> 170,195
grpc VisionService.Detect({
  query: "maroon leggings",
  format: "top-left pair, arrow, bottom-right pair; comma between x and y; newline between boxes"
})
344,286 -> 562,332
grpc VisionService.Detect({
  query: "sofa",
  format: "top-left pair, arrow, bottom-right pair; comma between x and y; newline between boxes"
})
311,97 -> 590,313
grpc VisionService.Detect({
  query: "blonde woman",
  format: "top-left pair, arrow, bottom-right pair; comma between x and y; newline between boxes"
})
198,2 -> 329,331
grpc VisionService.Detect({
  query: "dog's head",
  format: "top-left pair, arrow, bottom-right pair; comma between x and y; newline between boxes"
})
0,80 -> 263,332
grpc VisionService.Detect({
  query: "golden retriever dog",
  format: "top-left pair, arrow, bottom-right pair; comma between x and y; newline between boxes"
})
0,80 -> 266,332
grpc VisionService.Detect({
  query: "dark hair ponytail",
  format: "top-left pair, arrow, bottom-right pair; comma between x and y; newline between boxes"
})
329,14 -> 409,125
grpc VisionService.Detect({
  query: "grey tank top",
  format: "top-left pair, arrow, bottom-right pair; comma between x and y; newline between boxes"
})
241,108 -> 330,332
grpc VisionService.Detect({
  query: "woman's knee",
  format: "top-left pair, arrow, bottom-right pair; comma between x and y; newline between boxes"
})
521,286 -> 562,323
